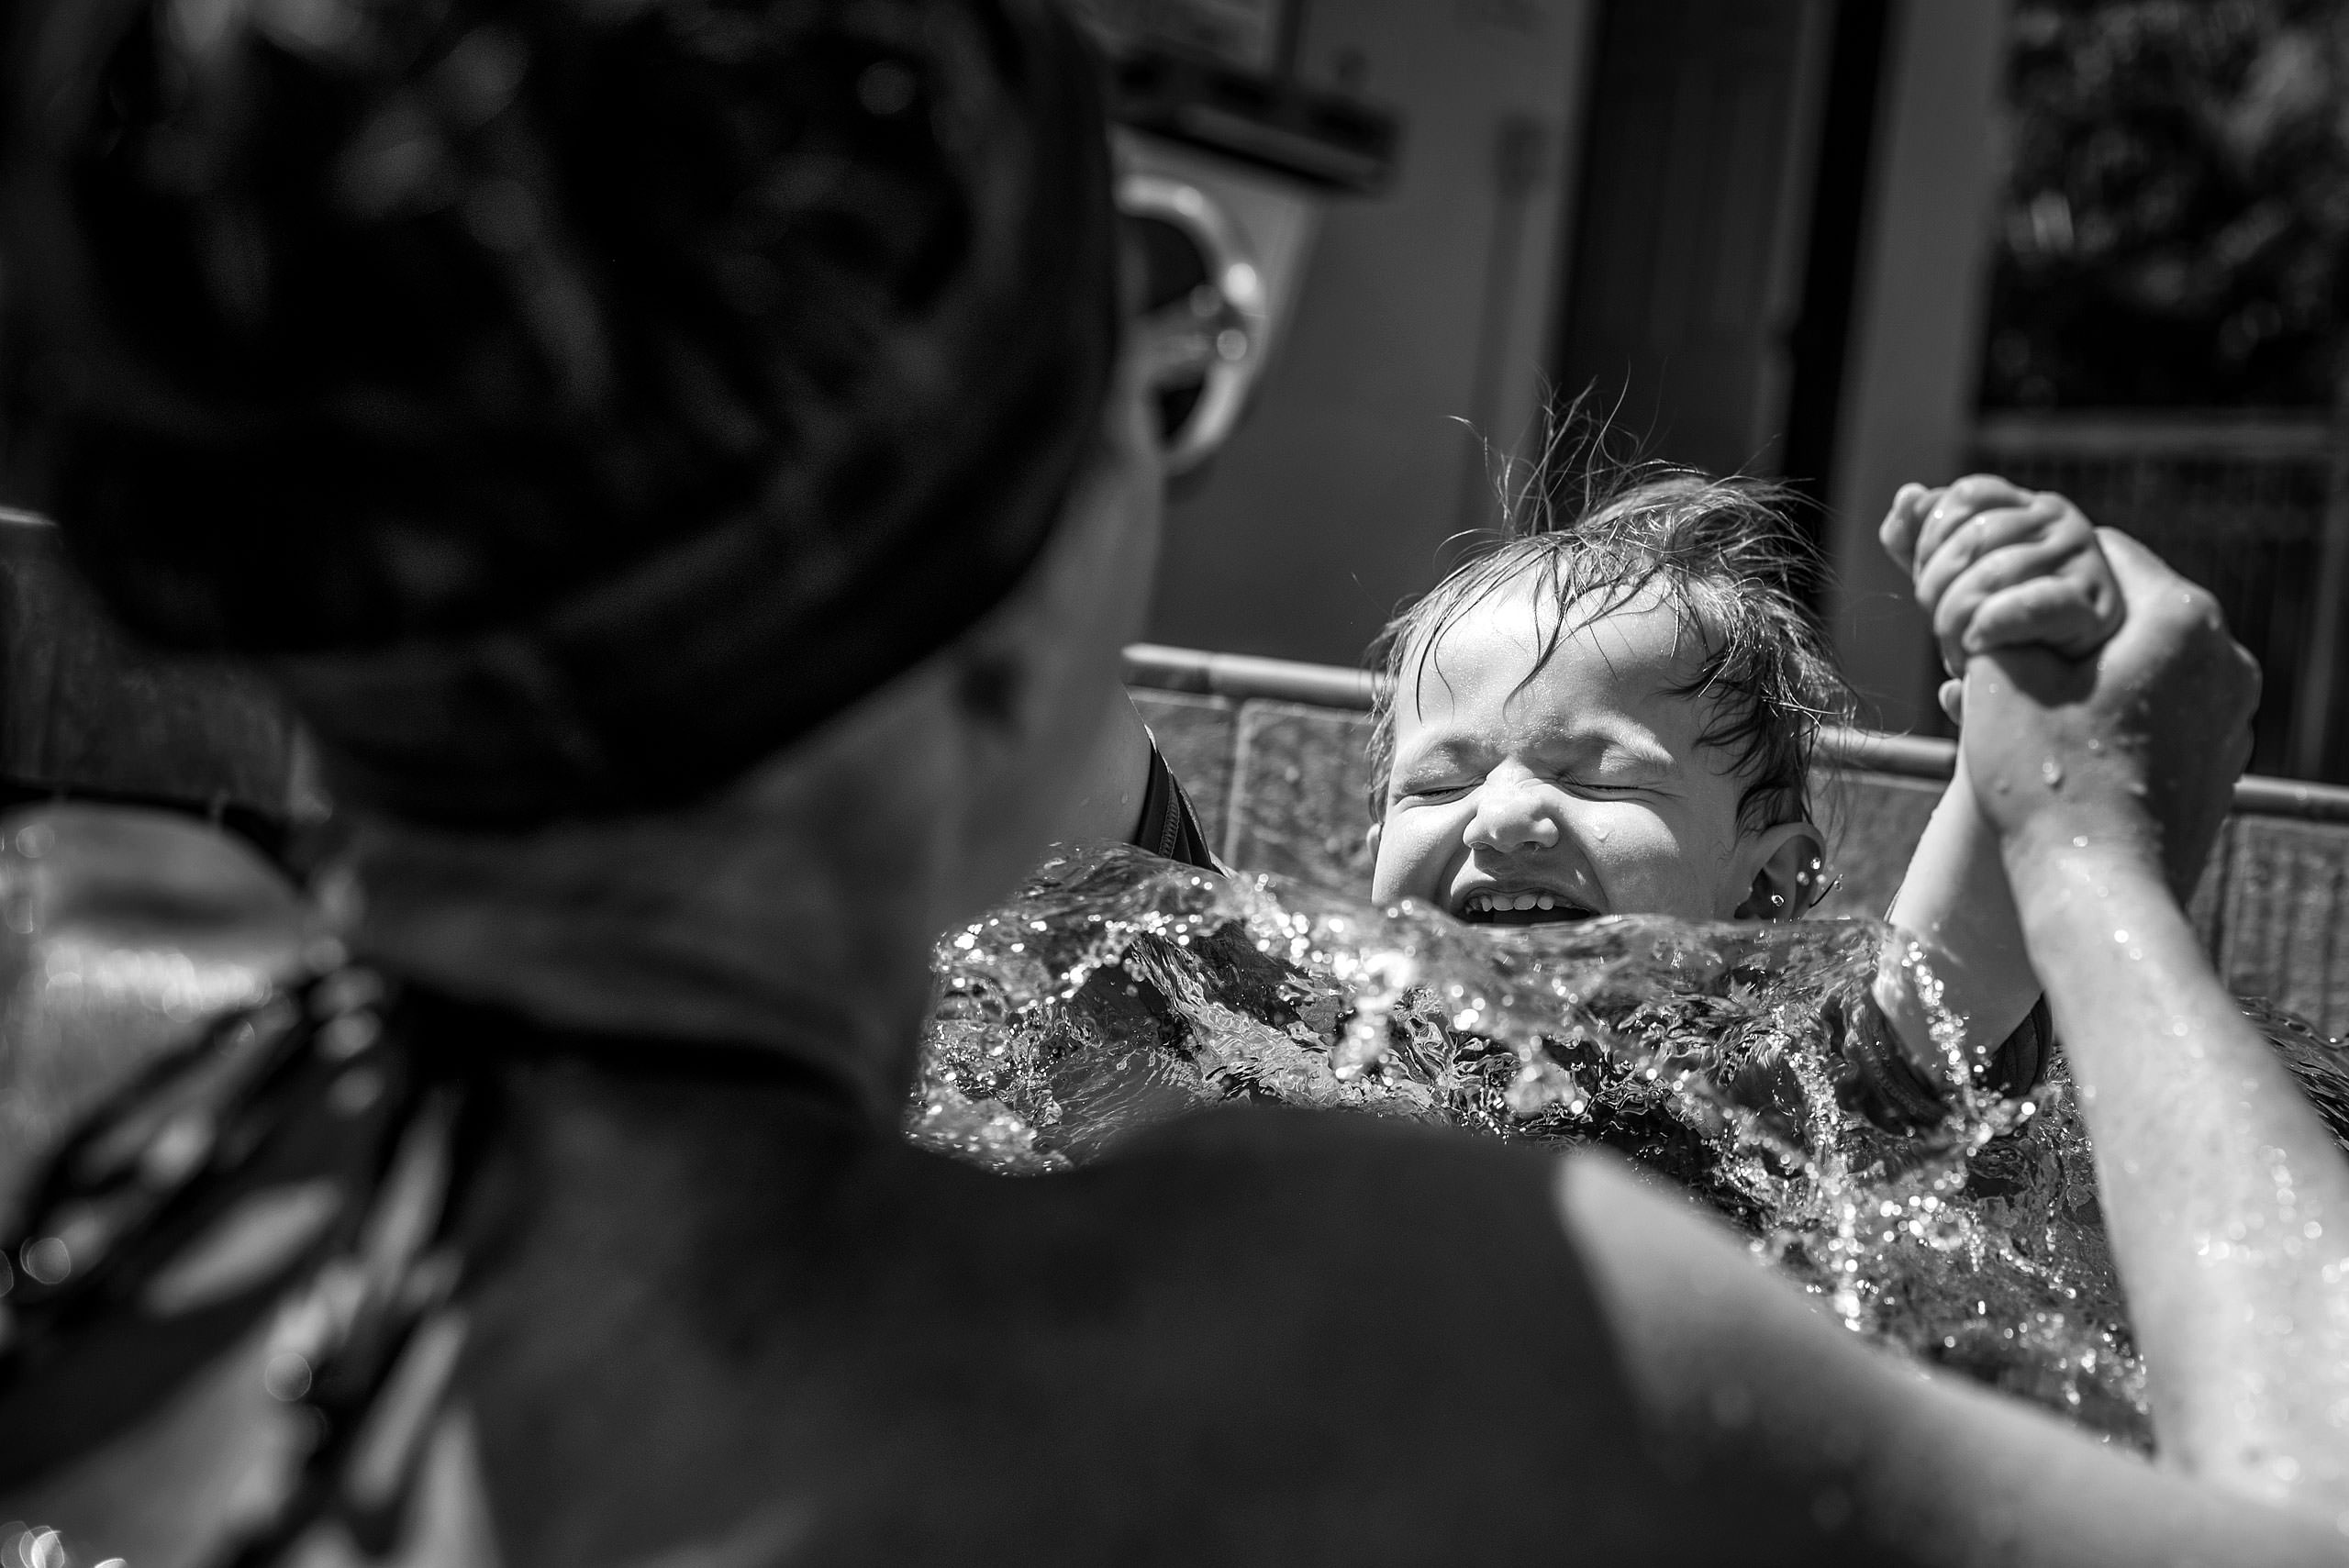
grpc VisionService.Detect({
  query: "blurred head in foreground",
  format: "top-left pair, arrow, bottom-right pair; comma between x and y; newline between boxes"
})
0,0 -> 1165,1108
0,0 -> 1159,1007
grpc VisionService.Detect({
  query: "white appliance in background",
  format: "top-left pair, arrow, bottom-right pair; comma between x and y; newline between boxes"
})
1114,129 -> 1324,476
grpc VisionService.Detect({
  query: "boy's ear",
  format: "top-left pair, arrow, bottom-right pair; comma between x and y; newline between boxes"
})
1733,821 -> 1829,921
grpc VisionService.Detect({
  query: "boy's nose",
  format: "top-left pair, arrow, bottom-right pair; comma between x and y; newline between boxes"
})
1464,777 -> 1562,853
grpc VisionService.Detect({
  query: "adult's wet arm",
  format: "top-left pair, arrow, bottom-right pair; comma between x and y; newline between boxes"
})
1969,530 -> 2349,1511
1557,1153 -> 2349,1561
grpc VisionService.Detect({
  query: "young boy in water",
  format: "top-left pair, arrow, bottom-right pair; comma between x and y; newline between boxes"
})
1364,462 -> 2122,1101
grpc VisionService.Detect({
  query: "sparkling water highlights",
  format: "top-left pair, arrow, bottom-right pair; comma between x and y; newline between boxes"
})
912,843 -> 2349,1448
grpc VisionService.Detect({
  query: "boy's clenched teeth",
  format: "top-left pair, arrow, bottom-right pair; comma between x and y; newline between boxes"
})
1458,890 -> 1596,925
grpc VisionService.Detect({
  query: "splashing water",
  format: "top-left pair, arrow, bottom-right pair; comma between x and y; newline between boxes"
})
912,843 -> 2349,1449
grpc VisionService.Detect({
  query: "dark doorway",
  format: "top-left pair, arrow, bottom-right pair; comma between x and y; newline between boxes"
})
1551,0 -> 1887,591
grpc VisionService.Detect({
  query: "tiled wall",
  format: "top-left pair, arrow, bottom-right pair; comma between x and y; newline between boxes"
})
1132,684 -> 2349,1041
2218,818 -> 2349,1040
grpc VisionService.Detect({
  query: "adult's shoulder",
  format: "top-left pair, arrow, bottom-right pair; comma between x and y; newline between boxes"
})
1059,1103 -> 1590,1287
900,1102 -> 1598,1316
844,1108 -> 1689,1559
465,1085 -> 1872,1565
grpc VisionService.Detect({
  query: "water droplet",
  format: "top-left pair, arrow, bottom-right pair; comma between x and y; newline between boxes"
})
328,1067 -> 384,1117
857,59 -> 919,117
317,1010 -> 380,1061
263,1350 -> 314,1402
19,1238 -> 69,1285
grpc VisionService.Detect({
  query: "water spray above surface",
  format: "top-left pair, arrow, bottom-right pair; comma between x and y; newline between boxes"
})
914,843 -> 2349,1449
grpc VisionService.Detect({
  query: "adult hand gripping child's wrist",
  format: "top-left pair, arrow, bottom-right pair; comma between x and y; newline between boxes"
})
1958,529 -> 2257,905
1881,475 -> 2125,726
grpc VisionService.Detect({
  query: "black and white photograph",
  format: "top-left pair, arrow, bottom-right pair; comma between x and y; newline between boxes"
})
0,0 -> 2346,1562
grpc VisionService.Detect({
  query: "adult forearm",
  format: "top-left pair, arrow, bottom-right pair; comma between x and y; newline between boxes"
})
1561,1156 -> 2349,1563
2005,823 -> 2349,1507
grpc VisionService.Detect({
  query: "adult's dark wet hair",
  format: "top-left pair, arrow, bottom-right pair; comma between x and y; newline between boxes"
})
0,0 -> 1119,827
1364,403 -> 1854,841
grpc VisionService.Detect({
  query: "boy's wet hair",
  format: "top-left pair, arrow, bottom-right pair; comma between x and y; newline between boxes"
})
1364,406 -> 1855,837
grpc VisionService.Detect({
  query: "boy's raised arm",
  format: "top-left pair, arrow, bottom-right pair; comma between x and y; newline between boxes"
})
1876,477 -> 2125,1074
1879,765 -> 2043,1069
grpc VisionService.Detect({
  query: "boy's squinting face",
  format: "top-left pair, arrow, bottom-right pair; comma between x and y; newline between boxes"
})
1371,588 -> 1798,924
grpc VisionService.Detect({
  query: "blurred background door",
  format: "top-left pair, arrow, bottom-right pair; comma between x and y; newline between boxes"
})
1550,0 -> 1833,486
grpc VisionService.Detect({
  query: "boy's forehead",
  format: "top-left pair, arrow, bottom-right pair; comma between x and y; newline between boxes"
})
1402,584 -> 1705,716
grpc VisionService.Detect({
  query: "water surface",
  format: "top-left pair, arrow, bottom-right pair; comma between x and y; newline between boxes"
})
913,843 -> 2349,1448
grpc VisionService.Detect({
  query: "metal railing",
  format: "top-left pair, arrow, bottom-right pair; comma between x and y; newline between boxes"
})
1124,640 -> 2349,824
